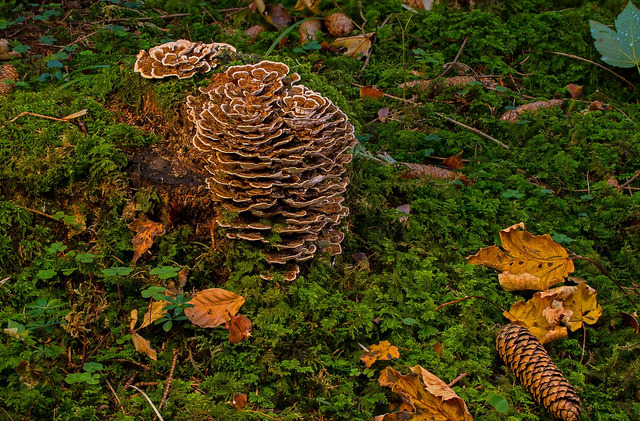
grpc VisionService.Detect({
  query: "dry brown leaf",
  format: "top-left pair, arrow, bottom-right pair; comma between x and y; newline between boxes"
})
433,341 -> 444,357
401,162 -> 471,185
588,100 -> 609,112
400,0 -> 436,10
500,99 -> 564,123
565,83 -> 583,99
130,309 -> 138,330
131,332 -> 157,361
184,288 -> 245,328
442,151 -> 464,170
378,107 -> 390,122
330,33 -> 373,58
359,340 -> 400,368
230,393 -> 248,410
468,222 -> 574,291
226,313 -> 252,344
617,311 -> 639,334
504,293 -> 569,344
294,0 -> 320,13
360,85 -> 384,99
261,4 -> 290,30
376,365 -> 473,421
138,300 -> 168,330
129,215 -> 165,264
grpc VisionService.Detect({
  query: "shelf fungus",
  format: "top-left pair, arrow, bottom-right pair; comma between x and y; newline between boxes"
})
187,60 -> 356,277
134,39 -> 236,79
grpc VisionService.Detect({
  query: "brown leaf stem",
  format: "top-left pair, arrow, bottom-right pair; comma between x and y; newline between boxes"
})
435,112 -> 510,149
550,51 -> 637,90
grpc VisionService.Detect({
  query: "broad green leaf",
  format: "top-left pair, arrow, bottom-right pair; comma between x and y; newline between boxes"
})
488,394 -> 509,413
590,1 -> 640,68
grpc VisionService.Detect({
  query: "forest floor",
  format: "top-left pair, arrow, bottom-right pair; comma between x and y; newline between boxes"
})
1,0 -> 639,420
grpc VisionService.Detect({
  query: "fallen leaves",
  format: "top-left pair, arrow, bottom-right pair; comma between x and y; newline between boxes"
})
360,340 -> 400,368
330,33 -> 373,58
376,365 -> 473,421
468,222 -> 574,291
129,215 -> 165,264
360,85 -> 384,99
401,162 -> 471,185
185,288 -> 253,344
185,288 -> 245,328
131,331 -> 157,361
226,313 -> 252,344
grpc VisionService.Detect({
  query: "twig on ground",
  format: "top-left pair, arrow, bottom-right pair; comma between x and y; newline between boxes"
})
126,385 -> 164,421
551,51 -> 637,89
448,372 -> 468,387
435,112 -> 510,149
158,348 -> 180,410
437,34 -> 469,79
92,13 -> 190,24
106,379 -> 126,415
124,371 -> 138,390
6,111 -> 76,125
619,170 -> 640,191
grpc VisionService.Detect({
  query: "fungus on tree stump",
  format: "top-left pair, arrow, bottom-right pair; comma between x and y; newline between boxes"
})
187,60 -> 356,275
134,39 -> 236,79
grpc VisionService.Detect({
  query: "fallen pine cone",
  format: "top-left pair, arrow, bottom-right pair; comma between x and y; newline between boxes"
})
496,324 -> 580,421
0,64 -> 18,95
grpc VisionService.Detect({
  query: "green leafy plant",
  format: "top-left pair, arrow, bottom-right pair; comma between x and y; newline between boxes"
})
65,362 -> 104,385
590,1 -> 640,75
155,294 -> 193,332
24,297 -> 68,333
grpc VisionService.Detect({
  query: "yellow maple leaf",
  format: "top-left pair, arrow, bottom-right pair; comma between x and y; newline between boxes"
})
561,283 -> 603,331
504,293 -> 569,344
359,340 -> 400,368
468,222 -> 574,291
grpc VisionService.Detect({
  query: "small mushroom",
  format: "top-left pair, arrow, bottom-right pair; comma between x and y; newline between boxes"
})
134,39 -> 236,79
187,60 -> 356,276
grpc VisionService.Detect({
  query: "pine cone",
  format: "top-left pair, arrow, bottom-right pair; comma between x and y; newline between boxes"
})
496,324 -> 581,421
0,64 -> 18,95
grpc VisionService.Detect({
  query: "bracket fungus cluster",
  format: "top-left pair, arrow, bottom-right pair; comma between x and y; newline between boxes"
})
186,60 -> 356,276
134,39 -> 236,79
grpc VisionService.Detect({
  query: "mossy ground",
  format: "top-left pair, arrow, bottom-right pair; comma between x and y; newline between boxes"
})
1,0 -> 639,420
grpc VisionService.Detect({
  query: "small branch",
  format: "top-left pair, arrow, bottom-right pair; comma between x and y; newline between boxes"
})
551,51 -> 637,90
91,13 -> 190,24
105,379 -> 126,415
619,170 -> 640,191
448,372 -> 468,387
6,111 -> 77,125
435,112 -> 510,149
437,34 -> 469,79
572,255 -> 638,309
158,348 -> 180,410
124,371 -> 138,390
127,385 -> 164,421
